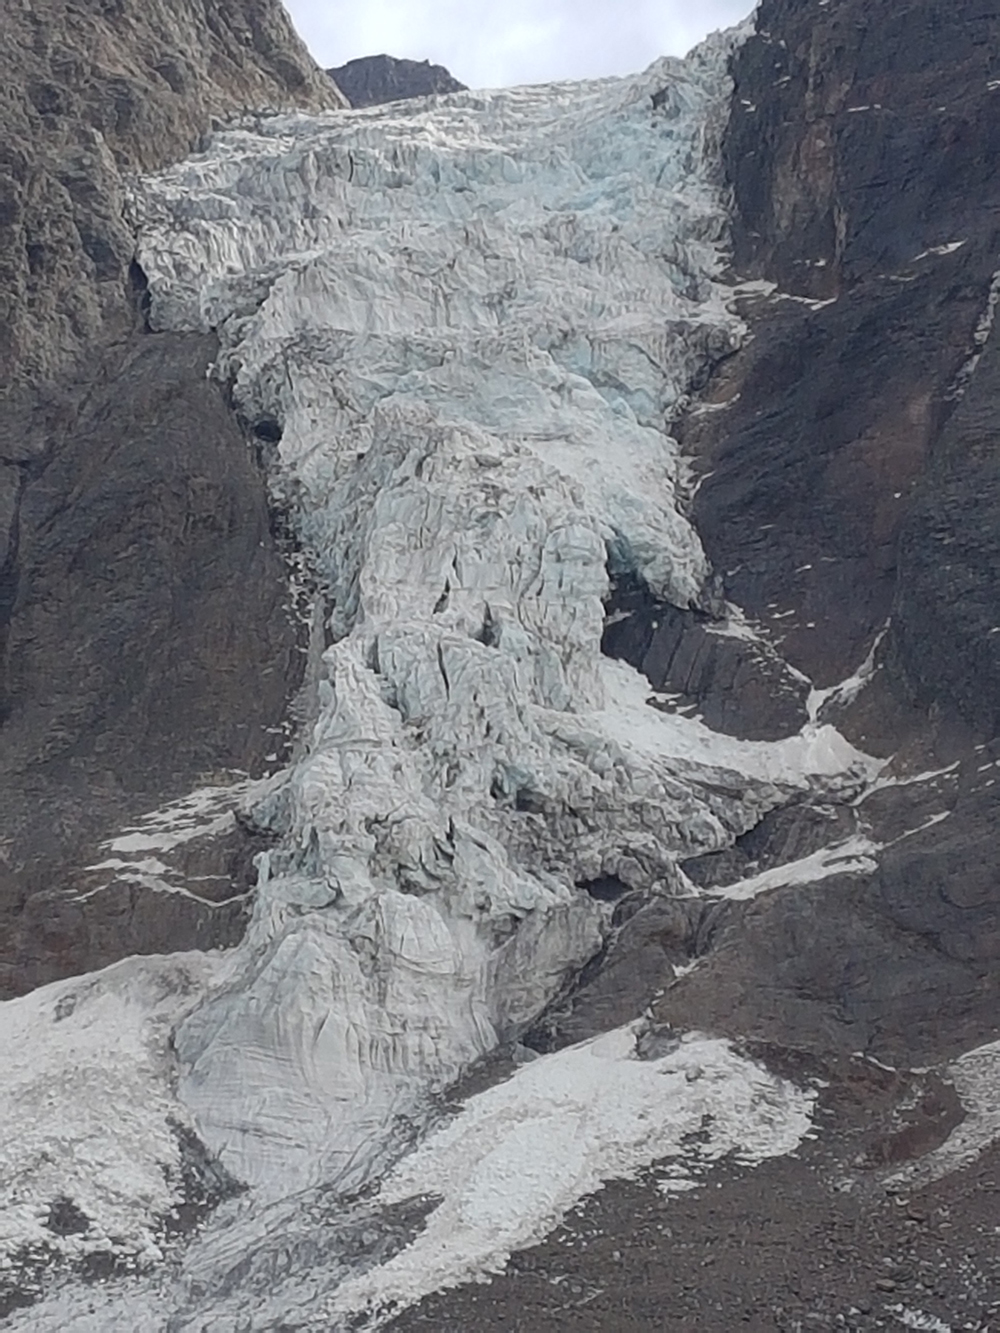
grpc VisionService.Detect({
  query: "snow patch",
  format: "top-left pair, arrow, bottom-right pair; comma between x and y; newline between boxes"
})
709,834 -> 879,901
326,1026 -> 816,1327
807,622 -> 888,722
97,783 -> 254,856
947,268 -> 1000,399
76,781 -> 259,906
889,1307 -> 953,1332
860,761 -> 960,801
912,241 -> 966,261
0,954 -> 232,1271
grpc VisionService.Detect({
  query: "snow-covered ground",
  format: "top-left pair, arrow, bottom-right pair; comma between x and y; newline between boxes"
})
325,1025 -> 815,1328
0,952 -> 235,1276
0,20 -> 894,1327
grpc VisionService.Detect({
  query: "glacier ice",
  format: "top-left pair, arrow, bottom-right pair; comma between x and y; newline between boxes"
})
0,20 -> 885,1324
127,26 -> 875,1204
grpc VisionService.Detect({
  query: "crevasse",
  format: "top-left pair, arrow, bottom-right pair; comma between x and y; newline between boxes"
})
127,27 -> 873,1204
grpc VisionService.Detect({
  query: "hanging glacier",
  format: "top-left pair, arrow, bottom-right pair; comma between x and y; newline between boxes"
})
0,21 -> 885,1327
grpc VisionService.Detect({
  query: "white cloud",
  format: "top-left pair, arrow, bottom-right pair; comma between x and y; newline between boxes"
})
285,0 -> 754,89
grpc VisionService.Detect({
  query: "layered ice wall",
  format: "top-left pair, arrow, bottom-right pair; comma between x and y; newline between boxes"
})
126,27 -> 876,1203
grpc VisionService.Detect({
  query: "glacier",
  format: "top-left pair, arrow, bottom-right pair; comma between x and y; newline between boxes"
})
0,20 -> 888,1328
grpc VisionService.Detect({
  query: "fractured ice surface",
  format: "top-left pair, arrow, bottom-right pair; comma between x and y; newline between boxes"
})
123,23 -> 879,1204
0,17 -> 895,1326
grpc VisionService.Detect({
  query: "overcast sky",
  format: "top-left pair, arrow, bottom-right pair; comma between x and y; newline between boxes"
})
284,0 -> 754,90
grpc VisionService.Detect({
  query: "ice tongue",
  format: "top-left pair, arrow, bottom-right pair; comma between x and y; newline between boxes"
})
128,25 -> 847,1199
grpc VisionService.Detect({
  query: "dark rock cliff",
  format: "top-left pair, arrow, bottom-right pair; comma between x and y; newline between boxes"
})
327,54 -> 466,108
700,0 -> 1000,710
0,0 -> 344,996
0,0 -> 345,391
594,0 -> 1000,1067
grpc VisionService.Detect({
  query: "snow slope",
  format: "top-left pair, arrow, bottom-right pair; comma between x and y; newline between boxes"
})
327,1025 -> 816,1328
0,952 -> 235,1279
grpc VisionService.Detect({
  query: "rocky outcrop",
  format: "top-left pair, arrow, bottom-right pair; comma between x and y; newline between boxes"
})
689,0 -> 1000,710
607,0 -> 1000,1067
0,0 -> 344,995
0,333 -> 301,996
327,54 -> 466,108
602,574 -> 810,742
893,324 -> 1000,740
0,0 -> 345,392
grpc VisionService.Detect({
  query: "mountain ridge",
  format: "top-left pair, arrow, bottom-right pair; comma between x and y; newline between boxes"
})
328,53 -> 466,107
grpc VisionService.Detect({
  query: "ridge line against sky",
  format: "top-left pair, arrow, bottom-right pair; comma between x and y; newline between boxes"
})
284,0 -> 755,92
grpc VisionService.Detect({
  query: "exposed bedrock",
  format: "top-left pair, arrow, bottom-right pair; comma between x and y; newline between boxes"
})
327,54 -> 467,108
0,0 -> 343,392
893,326 -> 1000,739
602,571 -> 810,742
686,0 -> 1000,714
0,333 -> 303,996
0,1 -> 346,995
588,0 -> 1000,1067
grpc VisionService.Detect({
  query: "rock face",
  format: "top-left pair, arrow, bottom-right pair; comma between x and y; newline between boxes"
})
0,0 -> 344,392
593,0 -> 1000,1069
0,0 -> 344,995
0,333 -> 301,996
694,0 -> 1000,703
327,54 -> 466,107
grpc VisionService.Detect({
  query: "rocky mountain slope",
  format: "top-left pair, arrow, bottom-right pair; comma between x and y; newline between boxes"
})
0,0 -> 344,391
588,0 -> 1000,1069
1,2 -> 999,1330
328,54 -> 466,107
0,0 -> 345,995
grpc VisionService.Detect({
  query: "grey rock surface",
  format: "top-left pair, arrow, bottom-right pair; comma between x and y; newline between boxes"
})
603,574 -> 810,742
588,0 -> 1000,1069
327,54 -> 466,108
0,0 -> 344,392
0,333 -> 302,994
0,0 -> 343,994
689,0 -> 1000,701
894,326 -> 1000,739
